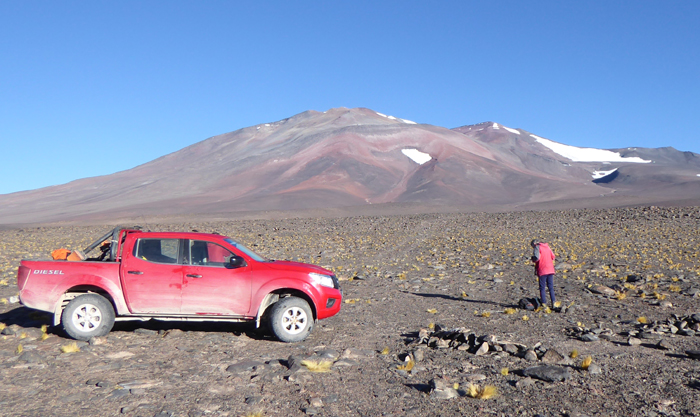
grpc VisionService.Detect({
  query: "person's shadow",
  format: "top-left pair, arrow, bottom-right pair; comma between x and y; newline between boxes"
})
404,291 -> 516,308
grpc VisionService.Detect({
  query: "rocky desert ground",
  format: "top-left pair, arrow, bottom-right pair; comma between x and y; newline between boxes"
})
1,206 -> 699,417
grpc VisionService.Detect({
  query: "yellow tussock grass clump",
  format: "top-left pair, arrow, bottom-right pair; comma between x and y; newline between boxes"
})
569,350 -> 579,359
581,356 -> 593,370
40,333 -> 50,341
481,311 -> 491,318
466,384 -> 497,399
426,308 -> 437,314
522,315 -> 529,321
300,359 -> 333,373
60,342 -> 81,353
553,301 -> 562,308
396,358 -> 415,372
500,367 -> 509,376
503,308 -> 516,315
637,316 -> 648,324
16,344 -> 23,354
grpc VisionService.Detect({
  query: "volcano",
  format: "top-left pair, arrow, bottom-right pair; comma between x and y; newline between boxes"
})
2,107 -> 699,225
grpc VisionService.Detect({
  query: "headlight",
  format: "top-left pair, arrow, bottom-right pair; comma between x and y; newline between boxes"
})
310,273 -> 335,288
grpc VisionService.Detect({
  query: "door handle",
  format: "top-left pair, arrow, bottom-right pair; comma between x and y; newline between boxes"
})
186,274 -> 202,278
127,271 -> 144,275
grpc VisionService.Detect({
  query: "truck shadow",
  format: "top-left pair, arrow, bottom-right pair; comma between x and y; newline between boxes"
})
0,305 -> 51,329
112,320 -> 267,340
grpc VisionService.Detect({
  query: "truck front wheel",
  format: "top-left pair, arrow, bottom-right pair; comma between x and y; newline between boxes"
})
269,296 -> 314,343
61,294 -> 115,341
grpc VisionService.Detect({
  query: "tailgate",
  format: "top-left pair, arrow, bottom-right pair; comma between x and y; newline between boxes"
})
17,264 -> 31,291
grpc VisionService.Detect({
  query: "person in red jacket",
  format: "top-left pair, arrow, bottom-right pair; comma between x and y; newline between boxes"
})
531,239 -> 556,308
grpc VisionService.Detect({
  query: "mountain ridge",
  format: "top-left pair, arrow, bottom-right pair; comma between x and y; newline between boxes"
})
2,107 -> 699,225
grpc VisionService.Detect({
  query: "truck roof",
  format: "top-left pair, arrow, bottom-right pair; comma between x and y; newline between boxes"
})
127,230 -> 230,240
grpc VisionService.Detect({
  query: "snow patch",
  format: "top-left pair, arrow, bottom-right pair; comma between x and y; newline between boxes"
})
492,123 -> 500,129
503,126 -> 521,135
592,168 -> 618,179
402,149 -> 432,165
376,111 -> 417,124
531,135 -> 651,163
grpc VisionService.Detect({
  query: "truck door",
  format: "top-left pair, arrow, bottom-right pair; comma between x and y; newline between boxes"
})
180,239 -> 252,316
120,237 -> 183,314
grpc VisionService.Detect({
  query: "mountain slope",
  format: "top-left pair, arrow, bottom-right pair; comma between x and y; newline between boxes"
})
1,108 -> 699,225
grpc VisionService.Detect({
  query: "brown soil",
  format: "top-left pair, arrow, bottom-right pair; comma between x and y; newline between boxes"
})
1,206 -> 699,417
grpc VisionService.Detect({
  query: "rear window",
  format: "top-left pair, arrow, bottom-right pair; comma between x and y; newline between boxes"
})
134,238 -> 179,264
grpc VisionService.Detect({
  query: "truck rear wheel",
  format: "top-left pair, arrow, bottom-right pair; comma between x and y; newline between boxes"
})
61,294 -> 115,341
269,296 -> 314,343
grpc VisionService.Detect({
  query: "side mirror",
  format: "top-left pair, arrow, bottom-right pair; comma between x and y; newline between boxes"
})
227,255 -> 247,269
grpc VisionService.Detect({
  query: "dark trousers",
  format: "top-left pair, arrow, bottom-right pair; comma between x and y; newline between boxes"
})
538,274 -> 556,306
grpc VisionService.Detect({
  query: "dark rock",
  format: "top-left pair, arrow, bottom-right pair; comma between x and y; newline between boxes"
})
540,349 -> 570,365
655,339 -> 671,350
226,360 -> 265,373
502,343 -> 519,355
524,350 -> 538,362
106,389 -> 130,400
626,274 -> 642,283
580,333 -> 599,342
429,378 -> 459,399
323,394 -> 339,404
18,350 -> 43,364
587,363 -> 602,374
515,376 -> 536,389
522,365 -> 571,382
245,396 -> 263,405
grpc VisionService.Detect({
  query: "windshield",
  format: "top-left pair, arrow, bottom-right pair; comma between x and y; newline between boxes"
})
224,238 -> 268,262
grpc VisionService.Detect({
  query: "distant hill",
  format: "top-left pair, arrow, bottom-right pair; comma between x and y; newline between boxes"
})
2,107 -> 699,225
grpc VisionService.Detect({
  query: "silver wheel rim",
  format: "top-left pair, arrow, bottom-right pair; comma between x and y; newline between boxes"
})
71,303 -> 103,333
281,306 -> 308,335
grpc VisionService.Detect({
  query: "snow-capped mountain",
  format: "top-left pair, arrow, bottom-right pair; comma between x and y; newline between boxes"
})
1,108 -> 699,224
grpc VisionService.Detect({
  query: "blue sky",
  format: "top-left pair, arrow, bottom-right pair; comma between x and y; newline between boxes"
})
1,1 -> 698,195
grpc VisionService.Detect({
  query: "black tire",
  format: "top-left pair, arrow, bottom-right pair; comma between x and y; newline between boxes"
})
269,296 -> 314,343
61,294 -> 115,341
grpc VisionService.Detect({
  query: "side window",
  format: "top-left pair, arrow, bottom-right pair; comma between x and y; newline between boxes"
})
188,240 -> 234,267
134,238 -> 179,264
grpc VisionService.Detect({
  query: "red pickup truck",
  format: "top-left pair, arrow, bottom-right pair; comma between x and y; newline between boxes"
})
17,227 -> 342,342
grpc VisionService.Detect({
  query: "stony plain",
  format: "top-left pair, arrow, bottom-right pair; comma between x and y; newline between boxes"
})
0,206 -> 699,416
